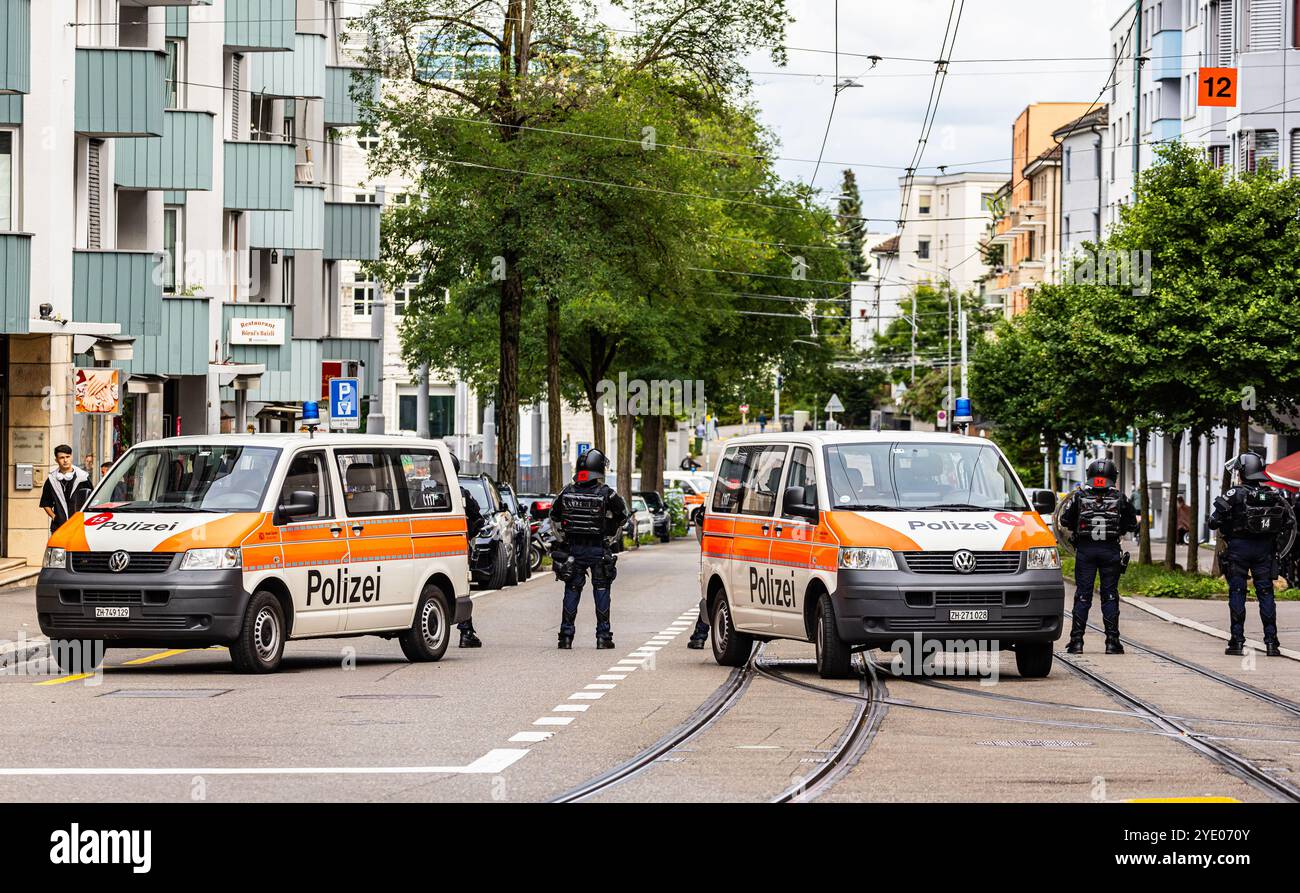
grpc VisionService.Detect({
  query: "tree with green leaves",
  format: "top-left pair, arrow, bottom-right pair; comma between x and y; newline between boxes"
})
836,169 -> 867,280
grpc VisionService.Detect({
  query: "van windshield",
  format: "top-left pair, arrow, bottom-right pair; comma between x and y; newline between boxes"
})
89,445 -> 281,513
823,442 -> 1028,511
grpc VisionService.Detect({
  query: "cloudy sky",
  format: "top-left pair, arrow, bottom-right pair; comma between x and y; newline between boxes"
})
747,0 -> 1134,223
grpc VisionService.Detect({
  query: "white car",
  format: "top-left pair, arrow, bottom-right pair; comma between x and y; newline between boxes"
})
629,495 -> 654,539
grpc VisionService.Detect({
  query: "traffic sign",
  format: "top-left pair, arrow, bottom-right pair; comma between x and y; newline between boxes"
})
825,394 -> 844,413
329,377 -> 360,430
936,409 -> 948,427
1198,67 -> 1237,107
739,403 -> 749,415
1060,445 -> 1078,467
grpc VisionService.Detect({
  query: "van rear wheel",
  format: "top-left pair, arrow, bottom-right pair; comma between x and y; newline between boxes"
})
815,594 -> 854,679
1014,642 -> 1054,678
399,584 -> 451,662
710,593 -> 753,667
230,591 -> 285,674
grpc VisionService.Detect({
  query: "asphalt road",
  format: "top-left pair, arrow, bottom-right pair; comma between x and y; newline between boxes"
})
2,541 -> 1298,803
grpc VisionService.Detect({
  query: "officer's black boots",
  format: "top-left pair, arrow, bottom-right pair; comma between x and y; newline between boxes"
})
459,630 -> 482,648
595,610 -> 614,649
558,611 -> 576,649
1102,618 -> 1124,654
687,636 -> 707,650
1224,639 -> 1245,656
557,634 -> 573,650
1066,636 -> 1084,654
596,636 -> 615,649
1266,640 -> 1283,657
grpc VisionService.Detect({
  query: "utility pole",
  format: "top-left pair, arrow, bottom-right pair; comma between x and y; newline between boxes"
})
773,370 -> 782,432
416,362 -> 430,438
365,185 -> 387,435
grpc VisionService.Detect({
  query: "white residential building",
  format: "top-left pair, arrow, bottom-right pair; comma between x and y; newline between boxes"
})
894,171 -> 1007,294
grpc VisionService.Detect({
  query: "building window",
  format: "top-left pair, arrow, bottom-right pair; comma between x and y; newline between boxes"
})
980,192 -> 996,211
918,193 -> 931,215
398,394 -> 455,438
1209,144 -> 1228,168
917,238 -> 930,260
1064,147 -> 1072,182
0,130 -> 15,231
162,205 -> 182,293
352,270 -> 374,316
281,254 -> 294,304
165,40 -> 182,109
356,134 -> 380,152
392,274 -> 420,316
1241,129 -> 1279,172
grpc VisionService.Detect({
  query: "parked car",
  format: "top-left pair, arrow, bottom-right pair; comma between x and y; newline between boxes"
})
497,482 -> 532,582
630,495 -> 654,540
459,473 -> 516,589
635,490 -> 673,543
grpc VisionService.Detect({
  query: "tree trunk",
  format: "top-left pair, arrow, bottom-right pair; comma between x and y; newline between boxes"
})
1187,429 -> 1200,575
657,415 -> 668,495
546,294 -> 563,493
616,410 -> 635,548
1212,428 -> 1234,578
639,414 -> 662,495
496,251 -> 522,487
1163,432 -> 1181,570
1138,428 -> 1152,565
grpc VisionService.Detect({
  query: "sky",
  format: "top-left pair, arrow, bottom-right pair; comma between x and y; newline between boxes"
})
747,0 -> 1133,224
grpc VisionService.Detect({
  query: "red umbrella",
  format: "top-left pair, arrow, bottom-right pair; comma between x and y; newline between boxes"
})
1265,450 -> 1300,492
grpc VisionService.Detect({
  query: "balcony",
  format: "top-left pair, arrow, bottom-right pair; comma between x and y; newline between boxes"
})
325,66 -> 378,127
249,32 -> 325,99
75,47 -> 167,137
223,302 -> 293,372
324,202 -> 380,261
226,0 -> 296,53
116,110 -> 215,191
121,295 -> 211,377
72,250 -> 164,337
0,232 -> 31,334
224,141 -> 295,210
250,184 -> 324,250
1151,29 -> 1182,82
0,0 -> 30,94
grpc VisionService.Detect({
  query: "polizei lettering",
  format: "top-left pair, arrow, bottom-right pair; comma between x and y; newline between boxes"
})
91,520 -> 180,532
307,565 -> 382,606
907,520 -> 997,531
749,566 -> 796,607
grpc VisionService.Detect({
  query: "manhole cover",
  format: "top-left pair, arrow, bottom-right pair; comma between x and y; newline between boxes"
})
976,739 -> 1094,748
100,689 -> 230,699
338,693 -> 441,700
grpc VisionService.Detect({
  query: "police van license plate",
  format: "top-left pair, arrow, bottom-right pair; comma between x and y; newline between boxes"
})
94,606 -> 130,619
949,609 -> 988,622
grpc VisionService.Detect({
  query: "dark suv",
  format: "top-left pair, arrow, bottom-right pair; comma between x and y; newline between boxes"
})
459,473 -> 516,589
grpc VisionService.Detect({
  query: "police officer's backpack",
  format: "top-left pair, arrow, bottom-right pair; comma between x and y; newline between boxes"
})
1077,490 -> 1123,543
1239,487 -> 1288,536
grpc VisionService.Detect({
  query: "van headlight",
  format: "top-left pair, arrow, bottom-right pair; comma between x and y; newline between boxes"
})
1026,547 -> 1060,570
43,547 -> 67,569
179,548 -> 242,570
839,547 -> 897,571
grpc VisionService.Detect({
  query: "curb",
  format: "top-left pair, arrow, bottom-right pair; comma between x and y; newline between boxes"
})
1121,596 -> 1300,662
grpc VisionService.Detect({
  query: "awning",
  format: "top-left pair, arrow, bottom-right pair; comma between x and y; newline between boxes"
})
1266,451 -> 1300,492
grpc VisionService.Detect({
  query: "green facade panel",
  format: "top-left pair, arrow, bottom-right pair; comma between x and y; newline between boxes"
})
115,110 -> 215,191
325,66 -> 378,126
222,302 -> 293,372
324,202 -> 380,261
225,0 -> 295,52
250,32 -> 325,99
0,232 -> 30,334
0,91 -> 19,125
165,7 -> 189,39
321,337 -> 379,376
246,337 -> 323,403
72,250 -> 164,337
223,141 -> 294,210
121,296 -> 210,377
0,0 -> 30,95
250,184 -> 323,250
75,47 -> 167,137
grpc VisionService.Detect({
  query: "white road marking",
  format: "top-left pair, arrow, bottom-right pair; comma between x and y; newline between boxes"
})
553,704 -> 590,712
608,666 -> 636,673
509,732 -> 552,743
569,692 -> 604,700
616,658 -> 647,665
0,750 -> 531,776
597,674 -> 627,681
534,717 -> 574,726
585,684 -> 616,690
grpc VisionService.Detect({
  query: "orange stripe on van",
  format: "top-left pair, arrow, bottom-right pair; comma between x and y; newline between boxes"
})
153,513 -> 266,553
1001,513 -> 1058,550
47,515 -> 91,551
822,511 -> 922,552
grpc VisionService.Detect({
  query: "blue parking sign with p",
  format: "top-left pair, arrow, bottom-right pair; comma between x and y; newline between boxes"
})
329,377 -> 360,430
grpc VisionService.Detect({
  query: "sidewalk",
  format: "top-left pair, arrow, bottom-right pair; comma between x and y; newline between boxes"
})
1123,540 -> 1219,574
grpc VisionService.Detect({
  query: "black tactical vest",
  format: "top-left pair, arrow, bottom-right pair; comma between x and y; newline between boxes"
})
1076,489 -> 1123,543
560,487 -> 608,538
1236,486 -> 1287,536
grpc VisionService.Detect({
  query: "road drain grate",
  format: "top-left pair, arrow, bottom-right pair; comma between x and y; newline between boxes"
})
101,689 -> 230,699
976,739 -> 1093,748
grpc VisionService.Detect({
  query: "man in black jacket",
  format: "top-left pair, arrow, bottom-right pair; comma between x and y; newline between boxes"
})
549,449 -> 629,649
457,486 -> 484,648
1060,458 -> 1139,654
40,445 -> 92,534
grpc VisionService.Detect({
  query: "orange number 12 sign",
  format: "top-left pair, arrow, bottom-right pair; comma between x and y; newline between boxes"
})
1199,68 -> 1237,107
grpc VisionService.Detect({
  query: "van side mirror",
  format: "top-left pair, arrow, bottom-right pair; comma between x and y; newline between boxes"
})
784,485 -> 819,520
276,490 -> 318,523
1031,490 -> 1056,515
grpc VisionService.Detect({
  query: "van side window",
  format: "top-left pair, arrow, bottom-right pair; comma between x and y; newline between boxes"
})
711,448 -> 745,513
781,447 -> 816,518
738,445 -> 788,516
277,450 -> 333,522
335,451 -> 402,517
396,450 -> 451,512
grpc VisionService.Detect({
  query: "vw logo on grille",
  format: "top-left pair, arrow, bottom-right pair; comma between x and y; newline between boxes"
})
952,549 -> 977,574
108,551 -> 131,573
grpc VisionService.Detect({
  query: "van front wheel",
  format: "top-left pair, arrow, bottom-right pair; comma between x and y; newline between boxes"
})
230,591 -> 285,674
1014,642 -> 1054,678
400,584 -> 451,662
815,594 -> 854,679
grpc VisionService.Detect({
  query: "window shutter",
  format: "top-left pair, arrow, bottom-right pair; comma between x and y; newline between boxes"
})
1291,130 -> 1300,176
1247,0 -> 1283,50
1257,129 -> 1279,169
87,139 -> 102,249
1218,0 -> 1236,64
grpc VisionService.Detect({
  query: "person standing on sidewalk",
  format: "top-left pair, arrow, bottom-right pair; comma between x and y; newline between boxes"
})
1060,458 -> 1138,654
40,445 -> 92,534
1209,452 -> 1292,657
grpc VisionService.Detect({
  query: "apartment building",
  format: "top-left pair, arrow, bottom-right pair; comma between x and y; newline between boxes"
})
894,172 -> 1006,296
1056,106 -> 1108,261
0,0 -> 383,565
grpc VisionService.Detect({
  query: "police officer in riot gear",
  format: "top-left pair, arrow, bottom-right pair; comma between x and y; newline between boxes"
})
1209,451 -> 1293,657
1060,458 -> 1139,654
549,449 -> 629,649
457,485 -> 484,648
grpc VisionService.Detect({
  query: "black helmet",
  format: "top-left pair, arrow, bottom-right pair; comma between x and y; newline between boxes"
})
1085,458 -> 1118,489
1237,451 -> 1268,483
576,448 -> 608,481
